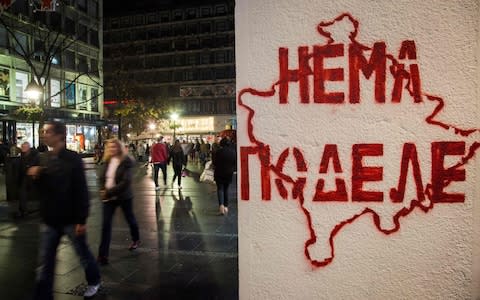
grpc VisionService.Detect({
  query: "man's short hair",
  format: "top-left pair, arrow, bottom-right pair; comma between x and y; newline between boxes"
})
157,136 -> 163,142
47,121 -> 67,138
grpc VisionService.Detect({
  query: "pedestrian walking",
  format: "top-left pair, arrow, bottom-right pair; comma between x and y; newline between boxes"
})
28,121 -> 101,299
212,138 -> 236,215
199,139 -> 209,166
170,140 -> 186,189
150,136 -> 169,190
97,138 -> 140,265
137,142 -> 145,162
16,141 -> 39,218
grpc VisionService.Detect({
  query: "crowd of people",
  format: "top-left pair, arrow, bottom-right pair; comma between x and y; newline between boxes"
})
6,121 -> 237,299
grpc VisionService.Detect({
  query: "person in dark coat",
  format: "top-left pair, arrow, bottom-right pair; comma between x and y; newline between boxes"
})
28,121 -> 101,299
16,141 -> 39,217
170,140 -> 186,189
212,138 -> 236,215
97,138 -> 140,265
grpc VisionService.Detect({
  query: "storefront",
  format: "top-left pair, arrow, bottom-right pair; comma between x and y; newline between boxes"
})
66,124 -> 99,153
16,122 -> 40,148
164,115 -> 236,143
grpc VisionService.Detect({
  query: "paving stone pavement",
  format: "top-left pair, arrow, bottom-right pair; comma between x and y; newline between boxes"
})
0,158 -> 238,300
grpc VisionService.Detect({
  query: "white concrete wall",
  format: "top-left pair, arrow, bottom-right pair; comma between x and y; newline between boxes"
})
236,1 -> 480,299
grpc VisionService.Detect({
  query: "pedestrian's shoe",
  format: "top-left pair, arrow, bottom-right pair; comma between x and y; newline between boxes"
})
155,186 -> 161,191
97,256 -> 109,265
129,240 -> 141,251
219,204 -> 225,215
84,283 -> 100,298
224,206 -> 229,215
178,185 -> 182,189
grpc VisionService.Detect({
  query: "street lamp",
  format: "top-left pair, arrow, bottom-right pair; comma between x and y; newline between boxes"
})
170,112 -> 179,142
24,80 -> 43,148
148,123 -> 156,141
25,80 -> 43,102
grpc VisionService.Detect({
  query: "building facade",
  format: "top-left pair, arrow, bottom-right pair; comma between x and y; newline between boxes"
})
103,0 -> 235,143
0,0 -> 103,153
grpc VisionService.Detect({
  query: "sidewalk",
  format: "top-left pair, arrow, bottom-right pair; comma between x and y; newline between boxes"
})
0,158 -> 238,300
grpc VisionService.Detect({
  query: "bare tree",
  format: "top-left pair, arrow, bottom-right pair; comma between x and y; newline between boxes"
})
0,2 -> 102,144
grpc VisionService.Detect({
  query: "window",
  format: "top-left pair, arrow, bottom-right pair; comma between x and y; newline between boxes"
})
215,51 -> 226,64
200,53 -> 210,64
0,68 -> 10,98
87,0 -> 98,18
201,7 -> 211,17
215,4 -> 227,15
110,19 -> 119,29
173,24 -> 185,35
147,13 -> 157,24
134,30 -> 146,40
135,15 -> 145,25
215,35 -> 228,47
0,26 -> 7,48
122,31 -> 131,40
200,22 -> 211,33
173,40 -> 185,51
64,51 -> 75,70
65,81 -> 75,108
187,39 -> 199,50
156,71 -> 170,83
120,16 -> 131,27
11,0 -> 28,15
90,30 -> 99,47
174,71 -> 183,81
187,24 -> 197,35
78,24 -> 88,43
78,84 -> 87,110
186,8 -> 196,19
185,71 -> 195,81
216,21 -> 227,32
173,10 -> 182,21
215,68 -> 226,79
50,13 -> 61,31
135,45 -> 144,54
15,71 -> 28,103
33,39 -> 44,61
160,12 -> 169,22
226,50 -> 235,63
91,88 -> 98,112
65,18 -> 75,35
90,58 -> 98,74
187,54 -> 196,65
200,69 -> 213,80
160,27 -> 170,37
201,37 -> 213,48
148,29 -> 159,39
13,32 -> 28,56
175,55 -> 185,66
50,79 -> 61,108
78,0 -> 87,12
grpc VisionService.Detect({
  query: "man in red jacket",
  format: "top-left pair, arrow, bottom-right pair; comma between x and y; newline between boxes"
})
150,136 -> 169,190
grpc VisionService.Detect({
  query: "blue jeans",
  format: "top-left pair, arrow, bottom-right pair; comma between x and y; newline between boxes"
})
153,163 -> 167,186
34,224 -> 100,300
216,182 -> 230,207
98,198 -> 140,258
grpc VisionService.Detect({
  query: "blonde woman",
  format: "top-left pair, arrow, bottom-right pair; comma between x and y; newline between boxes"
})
97,139 -> 140,265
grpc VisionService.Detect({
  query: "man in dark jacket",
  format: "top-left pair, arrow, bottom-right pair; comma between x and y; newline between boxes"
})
212,138 -> 236,215
28,121 -> 100,299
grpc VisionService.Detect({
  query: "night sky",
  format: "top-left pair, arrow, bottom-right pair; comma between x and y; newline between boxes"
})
103,0 -> 230,15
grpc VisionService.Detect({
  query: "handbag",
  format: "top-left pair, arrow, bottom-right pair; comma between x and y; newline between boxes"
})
200,168 -> 215,184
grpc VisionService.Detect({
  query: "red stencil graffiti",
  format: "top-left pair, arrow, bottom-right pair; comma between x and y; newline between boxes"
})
238,13 -> 480,268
